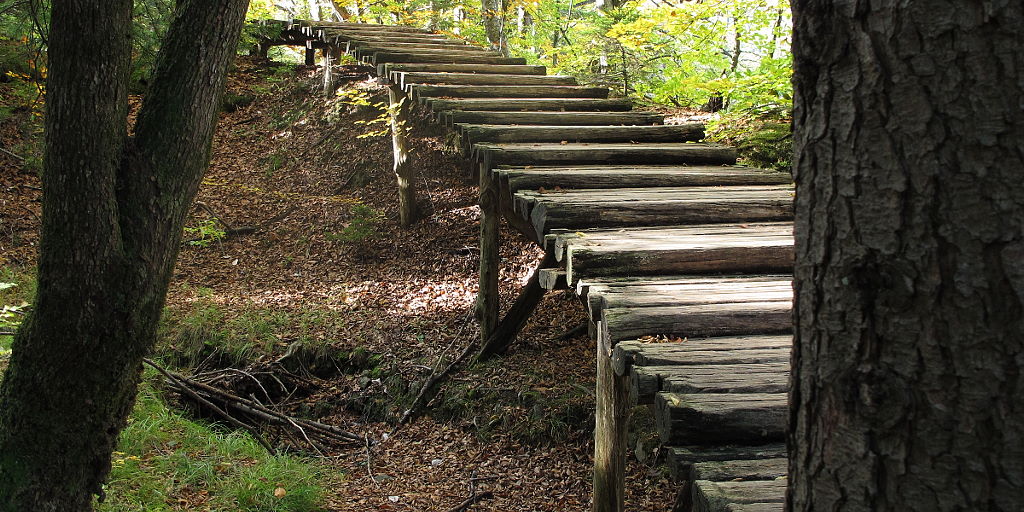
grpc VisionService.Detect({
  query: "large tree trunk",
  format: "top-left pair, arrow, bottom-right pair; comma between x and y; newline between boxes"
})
789,2 -> 1024,511
0,0 -> 249,509
482,0 -> 504,51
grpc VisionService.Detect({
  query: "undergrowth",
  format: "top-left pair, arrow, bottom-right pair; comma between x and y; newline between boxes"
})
99,377 -> 329,512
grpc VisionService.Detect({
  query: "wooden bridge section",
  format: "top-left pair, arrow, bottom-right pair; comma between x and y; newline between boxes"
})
280,19 -> 794,512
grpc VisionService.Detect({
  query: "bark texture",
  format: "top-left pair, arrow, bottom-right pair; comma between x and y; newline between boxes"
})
789,1 -> 1024,510
0,0 -> 249,509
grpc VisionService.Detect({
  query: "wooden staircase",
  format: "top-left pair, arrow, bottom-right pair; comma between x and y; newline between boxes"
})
282,19 -> 794,512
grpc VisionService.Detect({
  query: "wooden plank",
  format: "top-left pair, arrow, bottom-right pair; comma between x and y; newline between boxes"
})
538,268 -> 568,290
655,393 -> 787,445
428,98 -> 633,113
667,444 -> 787,480
631,363 -> 789,405
412,84 -> 610,99
551,223 -> 794,283
600,301 -> 792,344
445,111 -> 662,126
371,52 -> 527,65
397,72 -> 576,88
692,480 -> 787,512
383,63 -> 547,76
586,276 -> 792,314
691,458 -> 788,482
499,165 -> 790,193
463,124 -> 703,149
348,41 -> 490,53
304,21 -> 432,33
516,185 -> 794,238
593,320 -> 629,512
328,33 -> 460,44
474,142 -> 737,167
612,335 -> 792,375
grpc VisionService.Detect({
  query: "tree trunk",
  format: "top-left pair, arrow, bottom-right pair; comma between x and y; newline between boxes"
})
482,0 -> 504,51
0,0 -> 250,509
789,2 -> 1024,511
389,85 -> 417,227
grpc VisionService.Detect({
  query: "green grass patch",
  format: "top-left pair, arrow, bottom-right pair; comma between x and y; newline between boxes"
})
100,378 -> 329,511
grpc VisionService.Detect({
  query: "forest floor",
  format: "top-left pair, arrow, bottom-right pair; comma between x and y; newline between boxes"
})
0,58 -> 677,510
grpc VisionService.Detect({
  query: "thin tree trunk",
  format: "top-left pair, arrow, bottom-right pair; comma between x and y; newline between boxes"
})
389,85 -> 417,227
0,0 -> 249,509
789,1 -> 1024,510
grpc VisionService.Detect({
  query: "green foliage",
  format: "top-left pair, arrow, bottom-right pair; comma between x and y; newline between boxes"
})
99,378 -> 328,511
184,218 -> 227,248
327,204 -> 383,244
707,108 -> 793,172
0,266 -> 35,356
335,88 -> 405,139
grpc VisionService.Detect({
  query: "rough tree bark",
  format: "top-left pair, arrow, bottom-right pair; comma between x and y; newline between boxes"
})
0,0 -> 250,509
789,1 -> 1023,510
482,0 -> 505,52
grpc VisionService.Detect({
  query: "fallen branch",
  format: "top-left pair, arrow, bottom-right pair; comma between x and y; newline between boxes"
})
555,322 -> 588,341
144,359 -> 367,451
395,337 -> 477,428
446,491 -> 493,512
0,331 -> 16,336
0,147 -> 26,162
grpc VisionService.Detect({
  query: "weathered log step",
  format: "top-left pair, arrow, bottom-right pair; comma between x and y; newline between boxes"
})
632,362 -> 789,405
427,98 -> 633,113
412,84 -> 610,100
328,32 -> 459,44
395,72 -> 577,89
693,458 -> 788,483
582,276 -> 792,315
496,165 -> 790,194
667,444 -> 787,481
612,335 -> 793,375
444,111 -> 662,127
370,52 -> 527,65
461,124 -> 703,151
514,185 -> 795,238
538,268 -> 568,290
655,392 -> 787,445
347,41 -> 490,54
692,480 -> 787,512
303,20 -> 432,33
600,300 -> 792,344
383,63 -> 548,76
547,222 -> 794,284
352,45 -> 496,60
473,142 -> 737,167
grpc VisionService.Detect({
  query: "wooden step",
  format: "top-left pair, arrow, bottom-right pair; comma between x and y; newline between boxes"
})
395,72 -> 577,88
370,52 -> 527,65
444,111 -> 662,126
600,300 -> 792,344
495,165 -> 790,193
547,222 -> 794,284
632,362 -> 789,405
328,33 -> 461,44
655,392 -> 787,445
581,276 -> 792,315
667,444 -> 787,480
305,21 -> 432,33
538,268 -> 568,290
692,480 -> 786,512
348,41 -> 490,54
612,334 -> 792,375
473,142 -> 737,167
427,98 -> 633,113
383,63 -> 548,76
412,84 -> 610,100
513,185 -> 794,238
461,124 -> 703,149
352,45 -> 495,60
692,458 -> 788,482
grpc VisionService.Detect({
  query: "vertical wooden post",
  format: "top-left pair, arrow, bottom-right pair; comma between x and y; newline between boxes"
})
388,85 -> 417,227
593,320 -> 629,512
477,154 -> 500,342
321,48 -> 334,98
305,45 -> 315,65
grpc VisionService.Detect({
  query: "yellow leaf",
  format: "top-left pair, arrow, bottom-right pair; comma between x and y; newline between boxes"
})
274,487 -> 287,498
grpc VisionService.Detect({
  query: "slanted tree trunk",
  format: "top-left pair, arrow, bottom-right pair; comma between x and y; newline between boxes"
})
789,2 -> 1024,510
0,0 -> 250,509
389,85 -> 417,227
